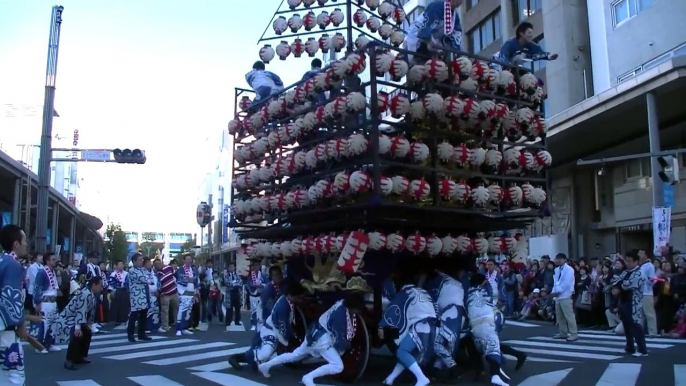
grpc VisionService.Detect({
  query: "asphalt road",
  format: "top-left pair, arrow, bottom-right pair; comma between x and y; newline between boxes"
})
27,314 -> 686,386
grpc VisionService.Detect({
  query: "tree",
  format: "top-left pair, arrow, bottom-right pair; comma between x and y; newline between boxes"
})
104,223 -> 129,264
140,232 -> 157,258
181,238 -> 197,253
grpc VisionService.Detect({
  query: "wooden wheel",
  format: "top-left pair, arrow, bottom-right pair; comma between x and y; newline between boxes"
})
338,314 -> 370,383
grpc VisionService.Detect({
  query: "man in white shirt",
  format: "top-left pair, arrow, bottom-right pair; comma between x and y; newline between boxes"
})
25,254 -> 43,313
638,249 -> 657,336
550,253 -> 578,341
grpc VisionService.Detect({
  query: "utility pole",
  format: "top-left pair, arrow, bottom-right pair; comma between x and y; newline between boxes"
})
35,5 -> 64,253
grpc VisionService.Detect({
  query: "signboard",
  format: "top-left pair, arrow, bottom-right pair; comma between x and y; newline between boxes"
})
81,150 -> 111,161
222,204 -> 229,243
68,194 -> 76,205
71,130 -> 79,159
652,206 -> 671,255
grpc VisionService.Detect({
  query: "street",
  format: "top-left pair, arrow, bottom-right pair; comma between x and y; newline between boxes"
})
25,313 -> 686,386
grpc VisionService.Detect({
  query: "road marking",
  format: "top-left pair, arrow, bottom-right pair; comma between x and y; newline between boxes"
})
504,320 -> 539,328
193,372 -> 338,386
503,354 -> 574,363
505,340 -> 632,353
188,361 -> 232,372
510,347 -> 622,361
91,332 -> 130,340
528,336 -> 674,349
88,338 -> 198,355
104,342 -> 233,360
144,346 -> 249,366
129,375 -> 186,386
57,381 -> 102,386
675,364 -> 686,386
577,333 -> 686,344
596,363 -> 641,386
54,336 -> 167,350
518,368 -> 573,386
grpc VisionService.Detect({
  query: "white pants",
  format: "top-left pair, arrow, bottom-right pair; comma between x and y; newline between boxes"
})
40,302 -> 57,346
471,321 -> 500,358
263,339 -> 344,381
250,296 -> 263,329
605,309 -> 621,328
0,331 -> 24,385
254,329 -> 278,364
642,295 -> 657,335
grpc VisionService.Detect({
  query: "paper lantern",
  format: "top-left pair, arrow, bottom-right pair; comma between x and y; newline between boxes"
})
385,232 -> 404,253
405,232 -> 426,255
426,235 -> 443,257
273,16 -> 288,35
259,44 -> 275,63
441,235 -> 457,255
330,8 -> 344,26
353,9 -> 367,27
368,231 -> 386,250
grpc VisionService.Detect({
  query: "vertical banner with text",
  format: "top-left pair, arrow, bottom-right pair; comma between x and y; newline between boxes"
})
652,206 -> 671,255
222,204 -> 229,244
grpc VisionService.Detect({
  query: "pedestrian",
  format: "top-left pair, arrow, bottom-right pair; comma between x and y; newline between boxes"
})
174,254 -> 199,336
108,261 -> 130,324
0,224 -> 29,385
157,259 -> 179,332
638,249 -> 658,335
55,276 -> 103,370
126,253 -> 152,342
550,253 -> 578,341
29,251 -> 61,354
613,251 -> 649,357
223,262 -> 243,330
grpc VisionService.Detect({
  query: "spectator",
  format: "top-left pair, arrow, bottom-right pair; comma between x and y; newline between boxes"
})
245,61 -> 284,106
639,249 -> 658,336
158,259 -> 179,332
537,288 -> 554,321
539,256 -> 555,290
518,289 -> 540,320
521,262 -> 542,295
55,262 -> 71,312
656,261 -> 676,333
551,253 -> 578,341
574,266 -> 592,326
207,270 -> 224,324
501,263 -> 518,317
495,22 -> 558,66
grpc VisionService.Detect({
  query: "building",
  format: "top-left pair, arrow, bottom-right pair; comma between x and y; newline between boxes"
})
462,0 -> 686,256
124,231 -> 195,263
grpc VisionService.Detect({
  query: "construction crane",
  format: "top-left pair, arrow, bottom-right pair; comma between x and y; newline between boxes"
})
35,5 -> 64,253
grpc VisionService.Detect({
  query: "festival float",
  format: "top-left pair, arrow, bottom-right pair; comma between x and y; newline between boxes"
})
227,0 -> 550,381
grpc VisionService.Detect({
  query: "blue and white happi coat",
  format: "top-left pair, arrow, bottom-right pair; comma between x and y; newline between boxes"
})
306,300 -> 355,355
261,280 -> 286,321
246,270 -> 265,328
425,272 -> 465,368
379,285 -> 438,366
404,1 -> 463,60
245,295 -> 295,366
127,267 -> 151,312
145,269 -> 160,331
175,265 -> 199,331
48,288 -> 95,344
222,270 -> 242,308
29,266 -> 60,348
0,252 -> 26,385
467,284 -> 501,362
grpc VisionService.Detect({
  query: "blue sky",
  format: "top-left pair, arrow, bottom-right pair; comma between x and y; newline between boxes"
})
0,0 -> 310,233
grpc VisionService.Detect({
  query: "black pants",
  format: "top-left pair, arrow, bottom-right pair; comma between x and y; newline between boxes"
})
191,302 -> 200,328
619,304 -> 647,354
127,309 -> 148,337
226,290 -> 241,326
66,325 -> 92,362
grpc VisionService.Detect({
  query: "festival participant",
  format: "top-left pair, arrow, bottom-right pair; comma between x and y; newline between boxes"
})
108,261 -> 129,324
97,261 -> 110,325
258,292 -> 365,386
424,270 -> 465,381
223,262 -> 243,329
30,251 -> 61,353
174,254 -> 199,336
50,276 -> 102,370
228,282 -> 305,371
143,258 -> 162,333
404,0 -> 464,63
260,266 -> 285,322
246,260 -> 266,331
0,225 -> 28,385
126,253 -> 152,342
378,270 -> 435,386
467,273 -> 510,386
80,252 -> 102,332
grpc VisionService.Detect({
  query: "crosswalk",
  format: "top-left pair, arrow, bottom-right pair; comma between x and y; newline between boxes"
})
501,329 -> 686,363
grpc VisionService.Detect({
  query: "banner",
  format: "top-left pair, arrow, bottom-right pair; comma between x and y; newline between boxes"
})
222,204 -> 229,244
652,206 -> 671,255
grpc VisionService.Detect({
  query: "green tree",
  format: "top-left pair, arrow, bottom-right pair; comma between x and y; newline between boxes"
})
104,223 -> 129,264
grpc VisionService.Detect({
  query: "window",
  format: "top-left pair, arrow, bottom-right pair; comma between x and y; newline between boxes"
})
617,67 -> 642,83
468,0 -> 479,9
528,35 -> 546,72
612,0 -> 655,27
625,159 -> 651,180
516,0 -> 542,22
468,10 -> 502,53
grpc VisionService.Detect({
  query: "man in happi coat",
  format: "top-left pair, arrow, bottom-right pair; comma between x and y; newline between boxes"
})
378,270 -> 436,386
246,260 -> 265,331
174,254 -> 199,336
29,252 -> 61,354
50,276 -> 102,370
467,273 -> 509,386
126,253 -> 152,342
0,225 -> 29,385
258,292 -> 365,386
229,282 -> 305,370
404,0 -> 464,63
108,261 -> 129,324
424,270 -> 465,381
260,266 -> 286,323
143,258 -> 162,333
223,262 -> 243,330
612,252 -> 648,357
78,252 -> 102,333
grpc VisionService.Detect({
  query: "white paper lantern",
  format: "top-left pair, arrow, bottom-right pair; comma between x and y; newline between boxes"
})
232,199 -> 246,216
391,175 -> 409,195
485,149 -> 502,168
316,11 -> 331,29
314,142 -> 328,161
452,57 -> 472,79
346,91 -> 366,112
488,184 -> 505,205
473,238 -> 489,255
366,0 -> 381,10
346,53 -> 366,75
389,94 -> 410,117
368,231 -> 386,250
388,58 -> 408,81
390,136 -> 410,158
305,149 -> 318,169
258,195 -> 271,212
422,93 -> 444,116
456,236 -> 472,254
385,232 -> 405,253
441,235 -> 457,255
353,9 -> 367,27
520,73 -> 539,94
390,30 -> 405,47
331,33 -> 346,53
355,34 -> 370,50
535,150 -> 552,170
469,147 -> 486,167
288,14 -> 303,33
378,2 -> 394,19
287,0 -> 302,8
290,238 -> 303,255
375,52 -> 393,76
378,24 -> 393,40
471,185 -> 490,207
235,174 -> 247,189
349,170 -> 370,192
348,133 -> 368,156
330,8 -> 344,26
378,133 -> 391,155
409,101 -> 426,122
504,148 -> 521,168
405,232 -> 426,255
379,175 -> 393,195
453,143 -> 471,167
273,16 -> 288,35
530,187 -> 547,206
259,44 -> 275,63
426,235 -> 443,257
318,34 -> 331,53
334,171 -> 350,192
308,184 -> 322,203
507,185 -> 523,206
271,242 -> 282,258
280,241 -> 293,258
407,65 -> 428,84
409,142 -> 429,163
425,58 -> 448,82
335,233 -> 349,252
438,178 -> 456,199
444,95 -> 465,118
437,141 -> 454,162
366,17 -> 381,33
409,178 -> 430,201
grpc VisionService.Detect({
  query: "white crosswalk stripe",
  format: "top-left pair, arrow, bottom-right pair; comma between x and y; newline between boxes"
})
502,329 -> 681,363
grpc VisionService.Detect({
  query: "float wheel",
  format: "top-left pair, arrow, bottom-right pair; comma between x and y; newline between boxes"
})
338,314 -> 370,383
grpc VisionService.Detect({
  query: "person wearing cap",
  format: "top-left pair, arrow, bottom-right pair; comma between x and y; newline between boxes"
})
50,275 -> 104,370
550,253 -> 578,341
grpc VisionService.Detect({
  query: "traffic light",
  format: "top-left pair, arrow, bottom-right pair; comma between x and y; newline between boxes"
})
657,155 -> 680,185
113,148 -> 146,164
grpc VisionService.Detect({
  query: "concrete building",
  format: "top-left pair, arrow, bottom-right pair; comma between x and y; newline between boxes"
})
123,231 -> 195,263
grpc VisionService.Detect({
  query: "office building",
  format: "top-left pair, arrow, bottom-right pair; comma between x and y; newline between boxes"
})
124,231 -> 195,263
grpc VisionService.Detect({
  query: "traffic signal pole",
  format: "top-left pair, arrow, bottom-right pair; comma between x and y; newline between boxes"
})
647,92 -> 664,207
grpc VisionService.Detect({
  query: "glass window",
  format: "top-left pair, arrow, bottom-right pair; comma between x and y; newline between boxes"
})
481,21 -> 494,49
529,35 -> 546,72
612,0 -> 630,25
494,12 -> 502,40
469,9 -> 501,53
617,67 -> 641,83
625,159 -> 642,179
516,0 -> 539,22
470,28 -> 481,53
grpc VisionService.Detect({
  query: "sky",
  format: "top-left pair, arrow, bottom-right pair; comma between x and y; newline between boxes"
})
0,0 -> 310,233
